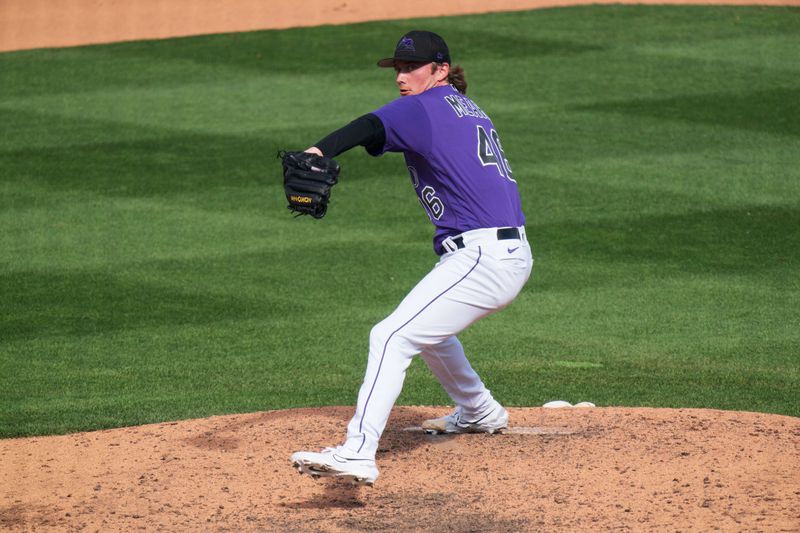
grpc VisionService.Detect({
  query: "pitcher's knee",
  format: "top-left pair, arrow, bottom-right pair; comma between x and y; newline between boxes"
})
369,319 -> 419,357
369,321 -> 391,347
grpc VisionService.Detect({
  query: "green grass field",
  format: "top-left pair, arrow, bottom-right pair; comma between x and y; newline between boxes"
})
1,5 -> 798,438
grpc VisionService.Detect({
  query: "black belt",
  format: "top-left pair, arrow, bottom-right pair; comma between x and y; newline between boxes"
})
451,227 -> 520,250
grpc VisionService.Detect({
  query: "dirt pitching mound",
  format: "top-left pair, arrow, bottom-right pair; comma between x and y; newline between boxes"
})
2,406 -> 799,531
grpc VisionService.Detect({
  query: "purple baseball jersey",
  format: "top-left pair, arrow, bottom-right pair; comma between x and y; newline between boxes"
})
370,84 -> 525,254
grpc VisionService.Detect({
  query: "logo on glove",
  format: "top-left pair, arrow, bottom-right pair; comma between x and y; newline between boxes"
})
290,195 -> 313,204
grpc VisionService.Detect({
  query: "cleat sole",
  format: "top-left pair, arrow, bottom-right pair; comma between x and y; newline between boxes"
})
293,461 -> 376,486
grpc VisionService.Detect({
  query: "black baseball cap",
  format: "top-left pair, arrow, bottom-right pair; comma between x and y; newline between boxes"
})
377,30 -> 451,68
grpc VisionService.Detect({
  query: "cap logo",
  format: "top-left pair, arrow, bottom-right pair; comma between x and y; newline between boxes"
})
397,37 -> 415,51
436,52 -> 443,60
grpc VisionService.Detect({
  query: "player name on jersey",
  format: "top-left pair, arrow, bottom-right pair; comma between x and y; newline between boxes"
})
444,94 -> 489,120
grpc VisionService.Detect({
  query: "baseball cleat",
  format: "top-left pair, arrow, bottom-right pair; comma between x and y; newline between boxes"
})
291,446 -> 379,487
422,401 -> 509,435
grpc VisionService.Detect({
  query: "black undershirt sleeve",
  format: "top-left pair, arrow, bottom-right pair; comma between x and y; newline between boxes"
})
314,113 -> 386,158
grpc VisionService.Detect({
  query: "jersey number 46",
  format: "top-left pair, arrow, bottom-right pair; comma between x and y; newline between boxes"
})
476,125 -> 515,182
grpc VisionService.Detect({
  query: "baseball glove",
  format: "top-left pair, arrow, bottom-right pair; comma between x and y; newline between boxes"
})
280,150 -> 340,219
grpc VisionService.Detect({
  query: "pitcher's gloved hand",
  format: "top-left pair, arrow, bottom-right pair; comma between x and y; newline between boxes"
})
280,151 -> 341,219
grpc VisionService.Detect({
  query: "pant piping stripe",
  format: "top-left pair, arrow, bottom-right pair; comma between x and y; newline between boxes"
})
356,247 -> 483,453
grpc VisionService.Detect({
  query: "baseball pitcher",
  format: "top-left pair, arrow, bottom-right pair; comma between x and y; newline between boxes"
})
285,30 -> 533,486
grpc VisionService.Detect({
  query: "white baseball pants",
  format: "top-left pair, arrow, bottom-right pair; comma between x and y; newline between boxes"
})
342,227 -> 533,458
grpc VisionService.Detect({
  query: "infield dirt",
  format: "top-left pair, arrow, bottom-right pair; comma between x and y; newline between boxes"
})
2,406 -> 799,531
1,0 -> 799,52
2,1 -> 799,531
